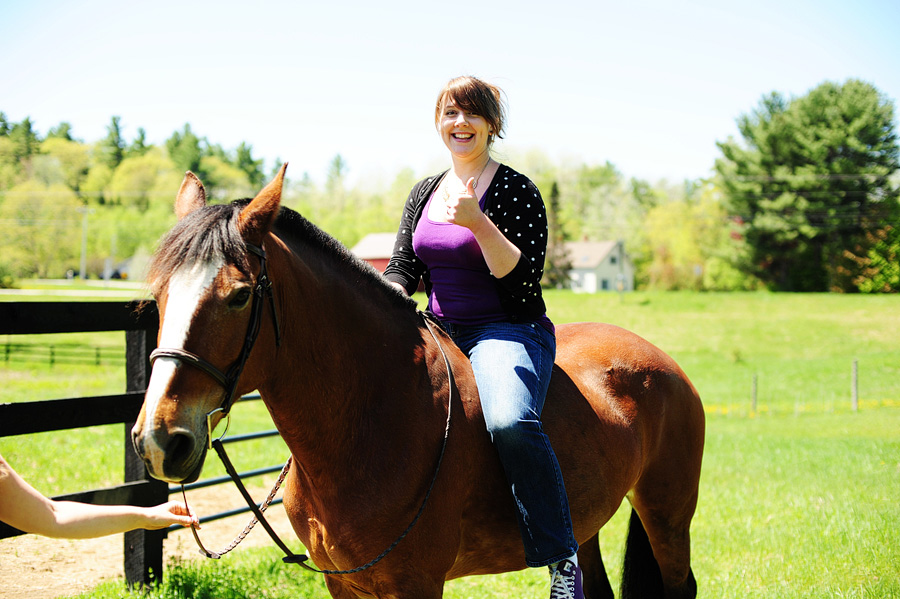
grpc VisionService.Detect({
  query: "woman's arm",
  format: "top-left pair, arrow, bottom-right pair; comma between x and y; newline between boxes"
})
0,453 -> 197,539
447,177 -> 522,278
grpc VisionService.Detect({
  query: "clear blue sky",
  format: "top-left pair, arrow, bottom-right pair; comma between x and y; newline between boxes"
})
2,0 -> 898,186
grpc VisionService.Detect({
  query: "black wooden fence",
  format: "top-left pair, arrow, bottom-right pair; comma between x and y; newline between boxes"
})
0,301 -> 283,589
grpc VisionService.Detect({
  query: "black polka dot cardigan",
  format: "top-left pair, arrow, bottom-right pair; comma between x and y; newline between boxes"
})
383,164 -> 549,323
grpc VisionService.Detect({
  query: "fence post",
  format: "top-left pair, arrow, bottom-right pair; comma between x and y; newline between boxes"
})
124,316 -> 167,588
851,360 -> 859,412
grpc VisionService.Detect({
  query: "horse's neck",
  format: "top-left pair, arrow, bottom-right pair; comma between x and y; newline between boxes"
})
260,239 -> 431,489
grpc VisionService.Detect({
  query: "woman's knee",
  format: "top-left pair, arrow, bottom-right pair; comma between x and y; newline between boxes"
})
485,416 -> 542,448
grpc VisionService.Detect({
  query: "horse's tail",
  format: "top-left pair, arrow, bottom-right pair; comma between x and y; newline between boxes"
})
621,508 -> 664,598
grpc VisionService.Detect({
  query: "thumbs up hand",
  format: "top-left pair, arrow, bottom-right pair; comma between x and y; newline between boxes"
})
464,176 -> 477,198
445,177 -> 482,230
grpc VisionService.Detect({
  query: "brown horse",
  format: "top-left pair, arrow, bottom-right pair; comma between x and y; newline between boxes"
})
131,165 -> 704,599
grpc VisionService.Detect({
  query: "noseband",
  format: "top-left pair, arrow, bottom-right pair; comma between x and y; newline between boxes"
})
149,242 -> 281,432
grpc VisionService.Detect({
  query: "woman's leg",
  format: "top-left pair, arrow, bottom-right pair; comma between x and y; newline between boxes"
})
453,321 -> 578,568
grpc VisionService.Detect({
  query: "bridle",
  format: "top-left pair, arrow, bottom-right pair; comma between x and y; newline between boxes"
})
149,241 -> 281,433
147,240 -> 455,576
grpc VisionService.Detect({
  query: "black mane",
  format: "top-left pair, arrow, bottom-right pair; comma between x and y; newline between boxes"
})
149,199 -> 416,312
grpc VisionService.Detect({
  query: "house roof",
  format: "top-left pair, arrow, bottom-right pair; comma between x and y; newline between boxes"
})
565,241 -> 619,269
350,232 -> 397,259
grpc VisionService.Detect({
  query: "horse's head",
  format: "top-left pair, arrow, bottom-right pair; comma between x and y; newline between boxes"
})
131,165 -> 286,483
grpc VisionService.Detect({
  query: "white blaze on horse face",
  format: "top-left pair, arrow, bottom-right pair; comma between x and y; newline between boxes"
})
140,257 -> 224,469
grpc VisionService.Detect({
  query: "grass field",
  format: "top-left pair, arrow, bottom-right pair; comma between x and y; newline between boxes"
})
1,289 -> 898,597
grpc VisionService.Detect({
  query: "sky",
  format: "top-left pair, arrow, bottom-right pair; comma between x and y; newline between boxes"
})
2,0 -> 899,188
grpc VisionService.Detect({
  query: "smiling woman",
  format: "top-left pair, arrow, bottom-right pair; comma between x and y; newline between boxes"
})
384,75 -> 587,599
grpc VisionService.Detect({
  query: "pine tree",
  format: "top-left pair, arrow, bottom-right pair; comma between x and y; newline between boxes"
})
99,116 -> 126,170
716,79 -> 900,291
542,181 -> 572,288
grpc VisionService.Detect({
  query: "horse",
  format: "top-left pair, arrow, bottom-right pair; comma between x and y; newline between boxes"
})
131,165 -> 705,599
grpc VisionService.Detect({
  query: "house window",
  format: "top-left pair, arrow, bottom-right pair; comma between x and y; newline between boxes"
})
601,279 -> 610,290
610,255 -> 617,265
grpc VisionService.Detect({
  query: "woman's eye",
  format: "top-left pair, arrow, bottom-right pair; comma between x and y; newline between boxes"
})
229,288 -> 252,308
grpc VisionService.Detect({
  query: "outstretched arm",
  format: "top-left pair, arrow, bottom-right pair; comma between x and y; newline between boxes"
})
0,453 -> 197,539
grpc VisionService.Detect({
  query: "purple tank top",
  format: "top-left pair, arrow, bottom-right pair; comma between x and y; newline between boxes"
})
412,189 -> 507,325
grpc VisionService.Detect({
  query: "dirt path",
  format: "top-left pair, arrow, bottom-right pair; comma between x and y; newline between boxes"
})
0,481 -> 297,599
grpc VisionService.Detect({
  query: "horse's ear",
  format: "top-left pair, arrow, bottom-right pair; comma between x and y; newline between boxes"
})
239,163 -> 287,244
175,172 -> 207,220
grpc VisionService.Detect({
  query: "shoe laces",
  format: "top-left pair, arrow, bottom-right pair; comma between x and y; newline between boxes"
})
549,559 -> 579,599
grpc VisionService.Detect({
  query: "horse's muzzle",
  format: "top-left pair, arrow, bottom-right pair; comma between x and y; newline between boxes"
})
131,425 -> 207,484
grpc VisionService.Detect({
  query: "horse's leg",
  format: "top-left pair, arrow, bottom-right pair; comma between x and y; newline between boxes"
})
577,533 -> 614,599
620,507 -> 664,597
626,485 -> 698,599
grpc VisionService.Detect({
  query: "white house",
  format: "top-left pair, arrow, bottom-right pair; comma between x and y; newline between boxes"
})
565,240 -> 634,293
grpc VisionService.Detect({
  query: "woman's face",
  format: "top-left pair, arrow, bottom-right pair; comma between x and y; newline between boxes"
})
438,97 -> 491,161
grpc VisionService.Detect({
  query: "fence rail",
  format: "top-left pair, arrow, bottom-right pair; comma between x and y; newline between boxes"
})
0,301 -> 283,588
2,342 -> 125,366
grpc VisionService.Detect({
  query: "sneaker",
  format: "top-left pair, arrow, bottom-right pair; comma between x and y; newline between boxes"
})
549,558 -> 583,599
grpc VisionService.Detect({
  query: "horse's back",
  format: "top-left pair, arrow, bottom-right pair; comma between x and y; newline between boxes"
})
553,321 -> 703,431
545,322 -> 705,540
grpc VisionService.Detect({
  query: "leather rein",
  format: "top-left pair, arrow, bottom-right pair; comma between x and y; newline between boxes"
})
150,241 -> 455,576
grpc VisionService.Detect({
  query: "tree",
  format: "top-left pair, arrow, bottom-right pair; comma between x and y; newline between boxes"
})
542,181 -> 572,288
107,147 -> 180,211
98,116 -> 126,170
8,117 -> 40,162
39,137 -> 91,190
198,154 -> 253,202
165,124 -> 203,175
844,225 -> 900,293
0,180 -> 81,277
325,154 -> 348,211
127,127 -> 150,158
46,122 -> 76,141
716,79 -> 900,291
0,137 -> 21,188
233,142 -> 264,187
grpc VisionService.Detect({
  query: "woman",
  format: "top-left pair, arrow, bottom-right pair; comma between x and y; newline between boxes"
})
383,76 -> 582,599
0,451 -> 197,538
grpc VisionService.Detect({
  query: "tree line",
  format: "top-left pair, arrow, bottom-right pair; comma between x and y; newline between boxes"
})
1,78 -> 897,292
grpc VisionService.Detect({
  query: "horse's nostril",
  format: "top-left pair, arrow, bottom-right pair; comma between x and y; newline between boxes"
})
166,431 -> 196,463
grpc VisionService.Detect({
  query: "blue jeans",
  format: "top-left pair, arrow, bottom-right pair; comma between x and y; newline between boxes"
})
439,319 -> 579,567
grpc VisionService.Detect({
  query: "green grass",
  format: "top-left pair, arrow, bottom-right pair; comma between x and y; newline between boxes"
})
69,411 -> 900,599
2,289 -> 899,597
545,290 -> 900,416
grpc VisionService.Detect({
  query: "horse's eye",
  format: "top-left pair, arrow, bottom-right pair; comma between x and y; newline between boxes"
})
229,288 -> 252,309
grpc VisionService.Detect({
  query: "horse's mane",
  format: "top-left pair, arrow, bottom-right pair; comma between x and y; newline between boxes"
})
148,199 -> 416,312
272,203 -> 417,311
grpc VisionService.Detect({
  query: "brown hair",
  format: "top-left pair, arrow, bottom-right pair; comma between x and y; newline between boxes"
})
434,76 -> 506,145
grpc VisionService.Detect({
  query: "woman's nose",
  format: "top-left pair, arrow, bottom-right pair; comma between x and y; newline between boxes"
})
455,113 -> 468,125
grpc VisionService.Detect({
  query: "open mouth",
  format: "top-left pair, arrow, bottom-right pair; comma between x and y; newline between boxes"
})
452,133 -> 474,140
